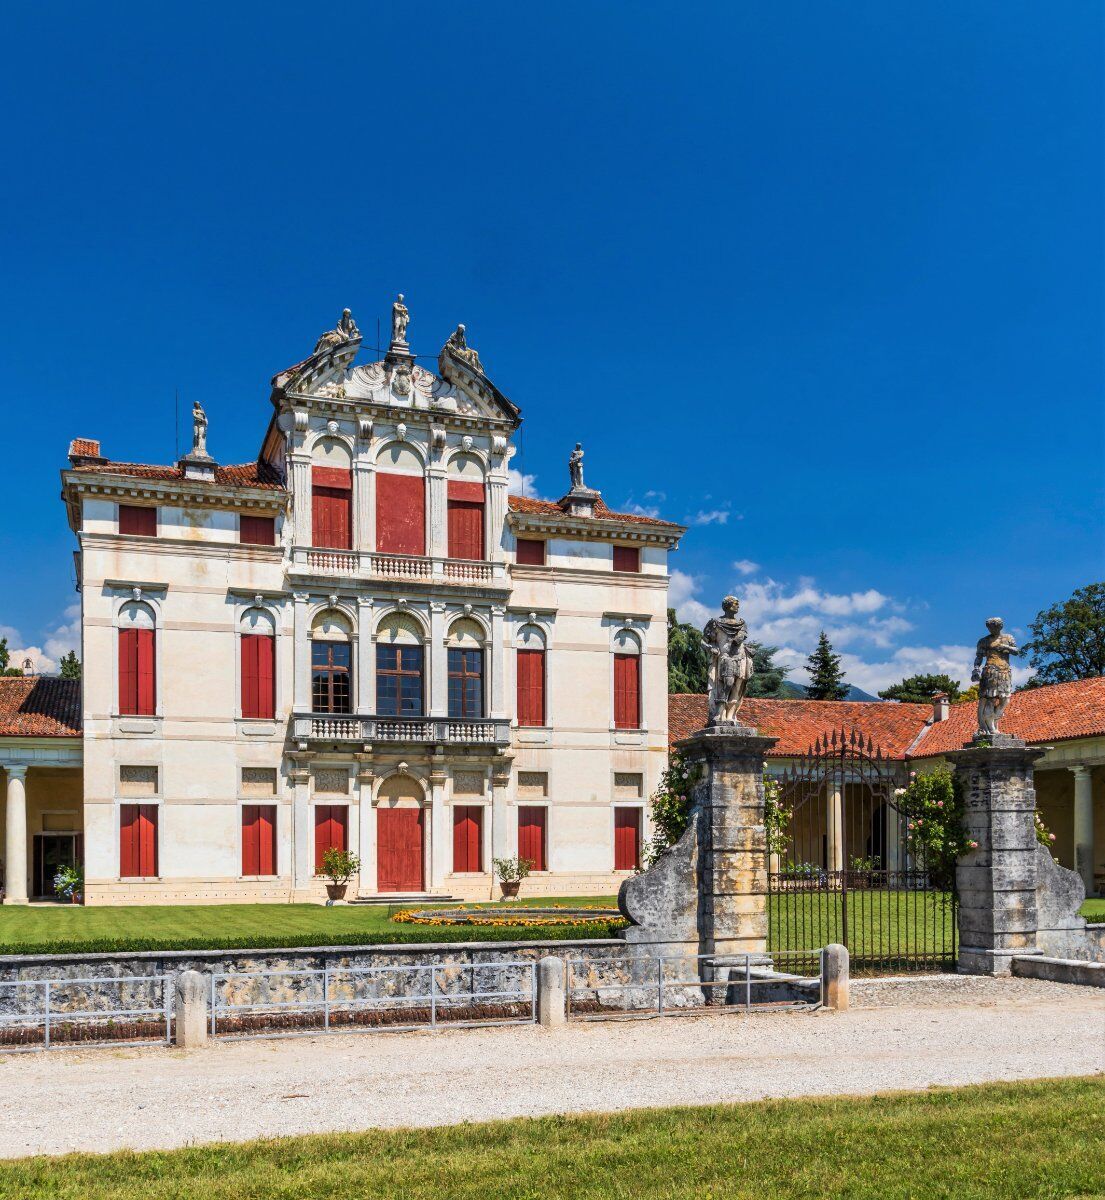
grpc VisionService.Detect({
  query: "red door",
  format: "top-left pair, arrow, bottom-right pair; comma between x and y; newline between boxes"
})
614,808 -> 642,871
377,807 -> 424,892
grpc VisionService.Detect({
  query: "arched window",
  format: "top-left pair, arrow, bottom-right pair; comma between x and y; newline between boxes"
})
448,618 -> 485,719
240,607 -> 276,720
376,613 -> 425,717
311,609 -> 353,714
613,629 -> 641,730
311,438 -> 352,550
376,442 -> 425,556
516,624 -> 546,728
447,453 -> 485,561
118,600 -> 156,716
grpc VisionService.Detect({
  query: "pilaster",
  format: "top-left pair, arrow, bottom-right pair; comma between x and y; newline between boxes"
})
429,754 -> 448,888
356,596 -> 374,714
292,592 -> 311,712
489,603 -> 506,718
356,755 -> 375,896
289,454 -> 312,547
353,460 -> 375,553
490,758 -> 513,861
288,754 -> 314,890
428,601 -> 448,717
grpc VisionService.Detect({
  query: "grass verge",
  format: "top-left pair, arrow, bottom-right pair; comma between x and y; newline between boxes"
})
1,1077 -> 1102,1199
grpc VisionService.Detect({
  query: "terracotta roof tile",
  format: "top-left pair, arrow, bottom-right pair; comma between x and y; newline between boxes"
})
508,494 -> 682,528
0,678 -> 81,738
68,438 -> 102,459
69,459 -> 285,491
913,676 -> 1105,755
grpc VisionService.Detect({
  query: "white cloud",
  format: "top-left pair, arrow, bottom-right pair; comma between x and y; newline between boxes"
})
733,559 -> 760,576
622,500 -> 662,519
668,570 -> 712,628
687,509 -> 730,526
44,604 -> 81,661
737,578 -> 891,623
507,467 -> 544,499
0,605 -> 81,676
644,490 -> 666,502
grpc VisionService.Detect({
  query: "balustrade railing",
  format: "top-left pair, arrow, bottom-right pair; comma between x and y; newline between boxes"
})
290,548 -> 505,586
293,714 -> 511,747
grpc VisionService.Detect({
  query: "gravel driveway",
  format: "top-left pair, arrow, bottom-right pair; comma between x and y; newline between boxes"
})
0,976 -> 1101,1159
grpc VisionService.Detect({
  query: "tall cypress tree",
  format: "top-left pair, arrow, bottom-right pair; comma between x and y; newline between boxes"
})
805,630 -> 848,701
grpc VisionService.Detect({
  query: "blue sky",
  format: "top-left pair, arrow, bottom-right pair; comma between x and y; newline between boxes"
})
0,2 -> 1101,692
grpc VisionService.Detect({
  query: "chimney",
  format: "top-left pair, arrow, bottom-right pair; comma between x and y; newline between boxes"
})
68,438 -> 106,466
932,691 -> 950,722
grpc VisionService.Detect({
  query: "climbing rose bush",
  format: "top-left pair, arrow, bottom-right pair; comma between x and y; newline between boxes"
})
894,765 -> 974,894
643,753 -> 698,867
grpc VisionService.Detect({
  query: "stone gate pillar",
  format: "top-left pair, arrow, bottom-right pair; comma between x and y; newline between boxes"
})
949,740 -> 1044,976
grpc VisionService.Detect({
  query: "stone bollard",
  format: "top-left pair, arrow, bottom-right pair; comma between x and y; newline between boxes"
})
174,970 -> 209,1048
536,956 -> 566,1028
821,944 -> 849,1011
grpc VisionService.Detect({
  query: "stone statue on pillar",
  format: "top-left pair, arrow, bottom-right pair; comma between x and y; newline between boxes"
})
568,443 -> 585,490
190,401 -> 211,460
970,617 -> 1023,739
391,294 -> 410,345
703,596 -> 754,726
444,324 -> 484,373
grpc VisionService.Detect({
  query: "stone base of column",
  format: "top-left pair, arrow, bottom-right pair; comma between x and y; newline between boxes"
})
957,946 -> 1042,977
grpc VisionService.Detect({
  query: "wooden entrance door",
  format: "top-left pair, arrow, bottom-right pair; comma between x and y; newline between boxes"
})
377,807 -> 424,892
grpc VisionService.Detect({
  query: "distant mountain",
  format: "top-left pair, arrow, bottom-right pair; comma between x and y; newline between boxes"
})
777,680 -> 879,702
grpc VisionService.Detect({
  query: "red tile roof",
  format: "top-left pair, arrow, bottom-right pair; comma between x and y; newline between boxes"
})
68,459 -> 286,491
0,678 -> 81,738
668,694 -> 930,758
913,676 -> 1105,756
669,676 -> 1105,759
508,494 -> 682,528
68,438 -> 102,459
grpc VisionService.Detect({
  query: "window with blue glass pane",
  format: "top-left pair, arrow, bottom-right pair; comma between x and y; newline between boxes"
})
312,641 -> 352,714
377,644 -> 424,716
448,648 -> 483,719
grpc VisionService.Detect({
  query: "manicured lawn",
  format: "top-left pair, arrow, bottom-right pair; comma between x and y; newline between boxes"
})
2,1078 -> 1102,1199
0,897 -> 624,956
1081,897 -> 1105,923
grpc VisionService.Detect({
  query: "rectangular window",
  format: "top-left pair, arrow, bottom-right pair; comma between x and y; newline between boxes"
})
452,805 -> 483,872
516,649 -> 546,727
312,466 -> 352,550
119,765 -> 158,797
613,653 -> 640,729
517,806 -> 547,872
314,805 -> 348,873
241,634 -> 276,719
240,515 -> 276,546
376,644 -> 424,716
447,648 -> 484,719
311,641 -> 352,714
119,504 -> 157,537
119,804 -> 158,878
613,545 -> 640,573
447,480 -> 485,560
241,804 -> 277,876
118,628 -> 156,716
376,472 -> 426,556
614,807 -> 642,871
515,538 -> 546,566
241,767 -> 277,797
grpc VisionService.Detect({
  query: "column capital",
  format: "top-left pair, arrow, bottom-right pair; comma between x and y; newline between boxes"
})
4,763 -> 28,781
1070,764 -> 1092,779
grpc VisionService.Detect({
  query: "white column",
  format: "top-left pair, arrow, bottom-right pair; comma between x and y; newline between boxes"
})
826,786 -> 844,873
290,761 -> 312,890
430,766 -> 447,888
4,765 -> 28,904
292,593 -> 311,712
356,597 -> 374,714
353,461 -> 374,553
429,602 -> 448,717
427,466 -> 447,560
485,474 -> 508,562
357,758 -> 374,897
1072,765 -> 1095,896
885,801 -> 902,876
489,604 -> 506,719
491,761 -> 513,861
289,454 -> 312,547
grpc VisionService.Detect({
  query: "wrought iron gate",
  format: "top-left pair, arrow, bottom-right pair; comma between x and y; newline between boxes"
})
767,728 -> 957,973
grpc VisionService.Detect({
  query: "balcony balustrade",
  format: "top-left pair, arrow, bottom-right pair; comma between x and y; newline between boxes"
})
289,547 -> 505,587
293,713 -> 511,748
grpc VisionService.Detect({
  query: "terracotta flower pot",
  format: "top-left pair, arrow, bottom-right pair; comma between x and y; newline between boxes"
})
325,883 -> 348,902
499,880 -> 520,899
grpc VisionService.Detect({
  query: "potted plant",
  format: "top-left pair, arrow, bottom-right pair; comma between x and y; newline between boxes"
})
492,855 -> 533,900
53,865 -> 83,905
319,847 -> 360,904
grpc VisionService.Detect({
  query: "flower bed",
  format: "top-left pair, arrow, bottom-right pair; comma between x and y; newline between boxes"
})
394,907 -> 626,931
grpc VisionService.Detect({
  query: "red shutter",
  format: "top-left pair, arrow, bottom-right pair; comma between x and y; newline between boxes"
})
312,467 -> 352,550
447,501 -> 485,560
136,629 -> 156,716
614,653 -> 640,730
452,806 -> 483,872
517,806 -> 547,872
314,805 -> 348,873
119,505 -> 157,536
614,808 -> 642,871
376,473 -> 426,555
121,804 -> 158,877
613,545 -> 640,573
120,804 -> 138,876
241,635 -> 275,719
516,649 -> 546,727
118,629 -> 138,714
240,515 -> 275,546
516,538 -> 545,565
243,805 -> 277,875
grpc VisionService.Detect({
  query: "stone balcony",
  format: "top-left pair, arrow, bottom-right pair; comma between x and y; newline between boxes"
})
288,547 -> 509,588
292,713 -> 512,750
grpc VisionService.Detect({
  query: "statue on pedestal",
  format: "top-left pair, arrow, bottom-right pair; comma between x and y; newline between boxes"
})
444,323 -> 484,373
971,617 -> 1023,737
568,442 -> 585,491
391,294 -> 410,344
703,596 -> 754,724
191,400 -> 210,459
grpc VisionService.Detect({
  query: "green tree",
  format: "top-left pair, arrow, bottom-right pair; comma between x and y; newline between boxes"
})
878,672 -> 962,705
1023,582 -> 1105,686
746,642 -> 792,699
59,651 -> 81,680
666,608 -> 708,693
0,638 -> 22,677
805,631 -> 848,701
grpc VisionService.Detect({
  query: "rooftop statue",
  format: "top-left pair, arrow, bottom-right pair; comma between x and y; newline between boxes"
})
313,308 -> 361,354
703,596 -> 754,725
444,323 -> 484,373
971,616 -> 1023,737
392,293 -> 410,344
568,442 -> 585,491
337,308 -> 360,339
190,400 -> 211,459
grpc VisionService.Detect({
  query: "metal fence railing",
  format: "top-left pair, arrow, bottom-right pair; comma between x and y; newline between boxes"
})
209,960 -> 538,1040
565,950 -> 824,1020
0,975 -> 173,1052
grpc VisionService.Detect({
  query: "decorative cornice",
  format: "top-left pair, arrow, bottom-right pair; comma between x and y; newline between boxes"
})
63,471 -> 287,513
507,511 -> 683,546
